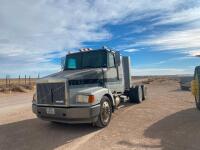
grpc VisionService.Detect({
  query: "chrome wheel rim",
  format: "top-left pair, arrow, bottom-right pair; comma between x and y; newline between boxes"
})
101,101 -> 111,124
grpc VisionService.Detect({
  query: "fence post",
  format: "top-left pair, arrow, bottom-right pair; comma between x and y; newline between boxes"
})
25,75 -> 26,85
6,75 -> 8,88
19,75 -> 21,85
9,78 -> 10,89
29,75 -> 31,85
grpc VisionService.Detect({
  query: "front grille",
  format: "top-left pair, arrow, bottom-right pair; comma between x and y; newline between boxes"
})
37,82 -> 65,105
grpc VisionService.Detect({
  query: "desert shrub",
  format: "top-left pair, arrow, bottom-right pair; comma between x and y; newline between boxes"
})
11,85 -> 27,92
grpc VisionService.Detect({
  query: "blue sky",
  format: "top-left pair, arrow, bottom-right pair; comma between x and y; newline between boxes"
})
0,0 -> 200,77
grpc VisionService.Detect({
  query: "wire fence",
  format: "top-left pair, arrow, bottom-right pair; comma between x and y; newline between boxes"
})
0,74 -> 40,92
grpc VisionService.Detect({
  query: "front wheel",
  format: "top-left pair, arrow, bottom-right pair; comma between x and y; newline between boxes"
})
95,96 -> 112,128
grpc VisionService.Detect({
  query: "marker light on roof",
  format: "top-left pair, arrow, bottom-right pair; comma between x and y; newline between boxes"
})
79,48 -> 92,52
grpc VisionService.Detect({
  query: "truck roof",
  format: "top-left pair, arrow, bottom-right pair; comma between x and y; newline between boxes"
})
67,47 -> 115,56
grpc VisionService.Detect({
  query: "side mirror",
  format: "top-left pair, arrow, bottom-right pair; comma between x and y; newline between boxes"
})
115,51 -> 121,66
61,57 -> 66,70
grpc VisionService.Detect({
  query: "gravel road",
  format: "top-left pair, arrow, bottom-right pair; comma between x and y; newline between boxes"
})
0,78 -> 199,150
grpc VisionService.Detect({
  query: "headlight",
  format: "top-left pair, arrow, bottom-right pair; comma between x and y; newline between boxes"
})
32,93 -> 37,104
76,95 -> 95,103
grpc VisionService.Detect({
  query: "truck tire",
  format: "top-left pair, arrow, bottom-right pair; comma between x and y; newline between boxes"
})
95,96 -> 112,128
129,86 -> 143,103
134,86 -> 143,103
129,87 -> 135,103
141,85 -> 147,100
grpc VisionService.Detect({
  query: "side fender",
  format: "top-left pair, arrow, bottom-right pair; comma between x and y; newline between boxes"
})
77,87 -> 115,107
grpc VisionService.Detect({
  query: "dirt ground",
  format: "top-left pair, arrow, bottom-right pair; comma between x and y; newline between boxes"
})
0,77 -> 199,150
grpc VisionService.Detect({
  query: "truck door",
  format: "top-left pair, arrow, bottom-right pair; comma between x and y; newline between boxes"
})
105,52 -> 124,93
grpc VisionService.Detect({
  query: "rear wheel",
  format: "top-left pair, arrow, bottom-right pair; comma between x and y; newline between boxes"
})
95,96 -> 112,128
141,85 -> 147,100
129,86 -> 143,103
134,86 -> 143,103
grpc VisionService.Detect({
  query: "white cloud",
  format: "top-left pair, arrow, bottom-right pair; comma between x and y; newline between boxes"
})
0,63 -> 60,78
133,5 -> 200,58
155,7 -> 200,25
0,0 -> 197,77
132,67 -> 194,76
186,50 -> 200,56
124,48 -> 138,52
137,28 -> 200,56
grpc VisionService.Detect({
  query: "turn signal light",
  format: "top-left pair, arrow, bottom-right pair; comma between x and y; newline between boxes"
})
88,95 -> 95,103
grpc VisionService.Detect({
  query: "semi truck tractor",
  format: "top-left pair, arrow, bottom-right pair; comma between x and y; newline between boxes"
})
32,47 -> 147,127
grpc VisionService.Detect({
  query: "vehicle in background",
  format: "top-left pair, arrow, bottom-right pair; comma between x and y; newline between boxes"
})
179,76 -> 193,91
192,66 -> 200,110
32,47 -> 147,127
191,55 -> 200,110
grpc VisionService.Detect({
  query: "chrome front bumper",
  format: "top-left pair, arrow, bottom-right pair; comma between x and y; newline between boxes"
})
32,104 -> 100,123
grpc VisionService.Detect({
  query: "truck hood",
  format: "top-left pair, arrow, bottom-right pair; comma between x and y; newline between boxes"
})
36,68 -> 104,83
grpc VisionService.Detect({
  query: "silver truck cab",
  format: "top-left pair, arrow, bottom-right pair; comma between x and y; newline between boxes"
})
32,47 -> 146,127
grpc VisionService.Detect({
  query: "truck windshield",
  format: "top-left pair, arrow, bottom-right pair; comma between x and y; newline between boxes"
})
64,50 -> 107,70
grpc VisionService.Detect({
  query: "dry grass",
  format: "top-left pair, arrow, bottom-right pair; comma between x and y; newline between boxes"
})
141,78 -> 154,84
0,78 -> 36,93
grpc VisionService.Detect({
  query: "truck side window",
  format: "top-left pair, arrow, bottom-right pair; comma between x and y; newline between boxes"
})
108,53 -> 115,67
